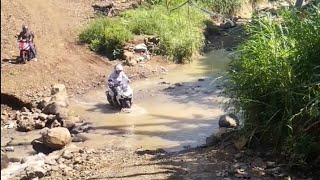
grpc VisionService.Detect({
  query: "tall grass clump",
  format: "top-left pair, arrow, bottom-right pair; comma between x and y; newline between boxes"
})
122,6 -> 206,63
225,5 -> 320,168
79,18 -> 133,58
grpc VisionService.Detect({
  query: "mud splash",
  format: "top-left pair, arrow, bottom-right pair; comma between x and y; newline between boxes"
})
70,50 -> 231,152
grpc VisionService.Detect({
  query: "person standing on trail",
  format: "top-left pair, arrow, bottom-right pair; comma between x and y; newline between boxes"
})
107,64 -> 131,99
17,25 -> 37,61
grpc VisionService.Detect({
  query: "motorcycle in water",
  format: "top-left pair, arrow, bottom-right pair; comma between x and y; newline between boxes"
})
106,81 -> 133,109
17,39 -> 31,63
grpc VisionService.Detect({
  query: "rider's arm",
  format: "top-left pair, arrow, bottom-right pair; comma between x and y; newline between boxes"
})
121,72 -> 131,83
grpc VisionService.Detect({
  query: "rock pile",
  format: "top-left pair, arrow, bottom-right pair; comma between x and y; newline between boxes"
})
4,84 -> 82,132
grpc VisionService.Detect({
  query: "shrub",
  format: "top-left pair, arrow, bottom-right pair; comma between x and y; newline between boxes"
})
225,6 -> 320,168
122,6 -> 205,63
79,18 -> 133,58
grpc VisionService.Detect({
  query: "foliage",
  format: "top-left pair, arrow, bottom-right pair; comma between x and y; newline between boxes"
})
122,6 -> 205,62
79,18 -> 133,58
225,5 -> 320,168
80,6 -> 206,62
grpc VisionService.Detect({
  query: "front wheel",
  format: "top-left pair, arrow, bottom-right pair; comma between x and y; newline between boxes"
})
107,93 -> 114,106
124,99 -> 132,108
21,52 -> 27,64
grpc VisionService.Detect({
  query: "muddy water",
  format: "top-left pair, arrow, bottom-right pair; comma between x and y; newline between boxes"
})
69,50 -> 231,152
0,50 -> 231,161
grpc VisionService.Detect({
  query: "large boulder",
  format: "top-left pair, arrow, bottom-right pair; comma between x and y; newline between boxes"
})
42,84 -> 69,115
218,113 -> 240,128
1,150 -> 9,170
50,84 -> 69,104
41,127 -> 72,150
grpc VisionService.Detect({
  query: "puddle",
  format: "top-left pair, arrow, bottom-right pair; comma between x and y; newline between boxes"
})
69,50 -> 231,152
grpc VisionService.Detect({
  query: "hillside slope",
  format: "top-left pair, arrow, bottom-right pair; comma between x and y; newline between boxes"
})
1,0 -> 113,103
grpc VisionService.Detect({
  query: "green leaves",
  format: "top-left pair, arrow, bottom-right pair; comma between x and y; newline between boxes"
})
225,5 -> 320,168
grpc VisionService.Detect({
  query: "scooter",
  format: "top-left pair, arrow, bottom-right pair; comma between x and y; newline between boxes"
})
106,81 -> 133,109
18,39 -> 31,63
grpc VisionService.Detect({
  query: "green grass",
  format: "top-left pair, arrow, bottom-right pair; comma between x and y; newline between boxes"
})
122,6 -> 206,63
79,18 -> 133,58
225,5 -> 320,168
79,5 -> 206,63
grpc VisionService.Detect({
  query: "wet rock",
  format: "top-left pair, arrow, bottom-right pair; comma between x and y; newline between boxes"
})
31,138 -> 55,154
42,127 -> 72,150
174,83 -> 183,86
219,113 -> 239,128
43,102 -> 69,117
1,150 -> 9,170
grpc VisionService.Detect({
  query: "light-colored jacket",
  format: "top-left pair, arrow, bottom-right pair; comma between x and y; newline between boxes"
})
108,71 -> 130,85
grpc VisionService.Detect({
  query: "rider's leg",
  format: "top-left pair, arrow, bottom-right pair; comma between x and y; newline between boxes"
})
29,42 -> 37,60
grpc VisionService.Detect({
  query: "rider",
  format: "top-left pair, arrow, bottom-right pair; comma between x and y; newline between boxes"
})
17,25 -> 37,61
108,64 -> 130,100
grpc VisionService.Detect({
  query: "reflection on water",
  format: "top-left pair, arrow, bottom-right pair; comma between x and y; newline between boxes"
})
69,50 -> 231,152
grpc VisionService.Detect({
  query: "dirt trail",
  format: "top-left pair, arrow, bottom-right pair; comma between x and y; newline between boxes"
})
1,0 -> 172,105
1,0 -> 110,102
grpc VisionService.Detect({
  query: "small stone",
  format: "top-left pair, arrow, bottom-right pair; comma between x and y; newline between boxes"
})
38,113 -> 48,121
234,153 -> 242,159
5,146 -> 14,152
266,161 -> 276,168
251,157 -> 267,169
62,150 -> 73,160
21,107 -> 30,112
198,78 -> 205,81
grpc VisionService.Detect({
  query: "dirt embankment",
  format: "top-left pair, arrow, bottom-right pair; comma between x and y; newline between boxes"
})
1,0 -> 174,106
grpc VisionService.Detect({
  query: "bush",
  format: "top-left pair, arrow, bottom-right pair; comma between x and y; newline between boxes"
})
225,6 -> 320,168
122,6 -> 205,63
79,18 -> 133,58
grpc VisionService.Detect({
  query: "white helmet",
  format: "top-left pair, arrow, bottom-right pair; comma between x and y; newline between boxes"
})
115,64 -> 123,72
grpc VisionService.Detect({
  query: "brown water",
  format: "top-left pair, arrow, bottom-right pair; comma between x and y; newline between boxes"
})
1,50 -> 231,161
69,50 -> 231,152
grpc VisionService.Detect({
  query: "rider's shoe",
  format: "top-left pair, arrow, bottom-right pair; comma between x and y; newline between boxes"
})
32,58 -> 38,62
